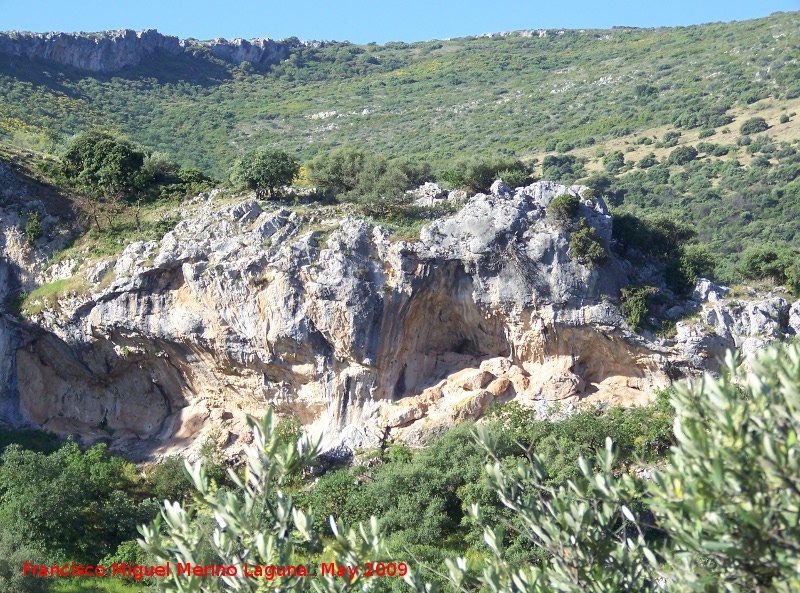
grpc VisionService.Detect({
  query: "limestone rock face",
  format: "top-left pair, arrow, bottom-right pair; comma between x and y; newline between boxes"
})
0,29 -> 305,72
0,29 -> 182,72
673,280 -> 797,373
1,181 -> 785,460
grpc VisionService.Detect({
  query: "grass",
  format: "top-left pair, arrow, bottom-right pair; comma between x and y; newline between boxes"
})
22,276 -> 89,316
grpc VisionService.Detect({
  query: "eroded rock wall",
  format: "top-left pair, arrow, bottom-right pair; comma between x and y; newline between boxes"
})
4,181 -> 789,460
0,29 -> 307,72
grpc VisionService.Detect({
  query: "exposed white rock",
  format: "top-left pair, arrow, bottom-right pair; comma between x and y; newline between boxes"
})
2,179 -> 796,460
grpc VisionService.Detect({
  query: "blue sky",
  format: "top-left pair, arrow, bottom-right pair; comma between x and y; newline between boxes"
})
2,1 -> 799,44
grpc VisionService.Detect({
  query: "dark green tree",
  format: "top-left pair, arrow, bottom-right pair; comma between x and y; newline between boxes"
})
61,132 -> 148,230
230,148 -> 300,199
0,440 -> 157,563
307,145 -> 367,194
547,193 -> 580,229
666,145 -> 698,166
603,150 -> 626,173
740,116 -> 769,135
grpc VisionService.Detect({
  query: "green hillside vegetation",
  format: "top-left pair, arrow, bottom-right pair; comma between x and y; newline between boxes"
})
3,12 -> 800,283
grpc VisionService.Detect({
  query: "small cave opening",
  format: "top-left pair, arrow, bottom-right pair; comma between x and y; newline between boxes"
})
388,265 -> 510,399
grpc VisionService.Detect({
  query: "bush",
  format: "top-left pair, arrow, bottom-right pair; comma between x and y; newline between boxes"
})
451,344 -> 800,593
620,284 -> 658,330
141,410 -> 389,592
637,153 -> 658,169
662,130 -> 681,147
61,131 -> 149,229
569,220 -> 608,267
547,193 -> 580,229
780,113 -> 790,124
541,154 -> 586,183
24,211 -> 42,246
651,346 -> 800,591
698,127 -> 716,139
61,131 -> 147,200
738,244 -> 798,287
696,142 -> 732,156
230,148 -> 300,199
666,145 -> 698,166
497,167 -> 530,189
740,116 -> 769,135
602,150 -> 626,173
440,156 -> 527,193
0,440 -> 157,562
145,456 -> 195,505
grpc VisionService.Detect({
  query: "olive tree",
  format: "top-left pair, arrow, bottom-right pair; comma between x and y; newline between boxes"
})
651,347 -> 800,592
140,410 -> 392,593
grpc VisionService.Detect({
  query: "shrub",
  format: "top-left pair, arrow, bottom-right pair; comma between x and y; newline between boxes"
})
738,244 -> 798,287
698,127 -> 716,139
651,346 -> 800,591
696,142 -> 732,156
61,131 -> 149,230
637,153 -> 658,169
780,113 -> 790,124
141,410 -> 389,592
0,440 -> 157,563
740,116 -> 769,135
497,167 -> 530,189
666,145 -> 698,166
547,193 -> 580,229
440,156 -> 527,193
541,154 -> 586,183
620,284 -> 658,330
662,130 -> 681,147
569,220 -> 608,268
24,211 -> 42,246
450,344 -> 800,593
602,150 -> 626,173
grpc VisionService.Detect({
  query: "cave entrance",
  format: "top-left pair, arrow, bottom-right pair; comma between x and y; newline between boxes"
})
390,265 -> 510,400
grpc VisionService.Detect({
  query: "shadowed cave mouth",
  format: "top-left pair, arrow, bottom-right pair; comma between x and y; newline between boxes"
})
392,265 -> 510,400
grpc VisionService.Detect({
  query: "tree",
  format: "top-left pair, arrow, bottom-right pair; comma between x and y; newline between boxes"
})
230,148 -> 299,199
443,344 -> 800,593
569,220 -> 608,268
666,145 -> 698,166
0,440 -> 156,563
307,146 -> 367,194
140,410 -> 392,593
651,347 -> 800,591
637,153 -> 658,169
61,131 -> 148,230
740,117 -> 769,135
603,150 -> 626,173
140,344 -> 800,593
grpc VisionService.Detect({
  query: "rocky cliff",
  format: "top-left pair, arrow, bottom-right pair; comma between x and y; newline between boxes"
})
0,29 -> 306,72
1,173 -> 798,461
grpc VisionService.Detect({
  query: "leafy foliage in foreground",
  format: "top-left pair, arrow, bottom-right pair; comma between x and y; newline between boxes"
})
437,344 -> 800,592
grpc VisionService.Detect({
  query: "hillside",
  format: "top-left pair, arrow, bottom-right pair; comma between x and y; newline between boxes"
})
2,13 -> 800,282
1,14 -> 799,170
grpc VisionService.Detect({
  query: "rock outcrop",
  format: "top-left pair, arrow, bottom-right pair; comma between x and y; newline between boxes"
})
0,29 -> 309,72
1,178 -> 798,461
